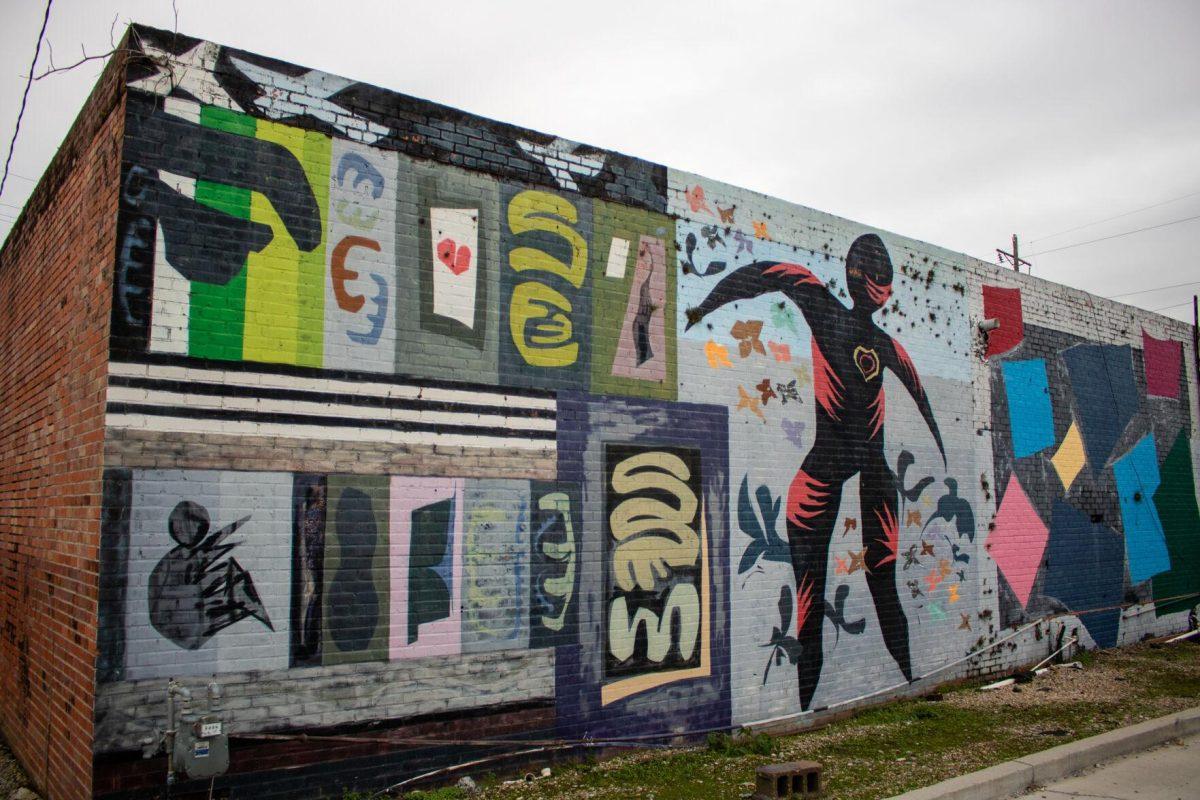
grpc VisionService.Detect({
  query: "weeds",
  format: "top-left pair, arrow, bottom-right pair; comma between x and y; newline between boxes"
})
706,730 -> 778,757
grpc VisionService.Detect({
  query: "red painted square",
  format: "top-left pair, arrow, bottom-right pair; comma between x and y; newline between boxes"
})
982,285 -> 1024,357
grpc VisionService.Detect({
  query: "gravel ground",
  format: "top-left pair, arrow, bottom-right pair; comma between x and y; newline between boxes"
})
0,737 -> 32,799
947,659 -> 1138,711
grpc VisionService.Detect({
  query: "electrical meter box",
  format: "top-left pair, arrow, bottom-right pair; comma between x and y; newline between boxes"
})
173,713 -> 229,780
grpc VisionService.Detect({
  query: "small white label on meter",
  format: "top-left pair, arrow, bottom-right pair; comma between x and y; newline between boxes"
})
200,722 -> 222,738
193,741 -> 210,758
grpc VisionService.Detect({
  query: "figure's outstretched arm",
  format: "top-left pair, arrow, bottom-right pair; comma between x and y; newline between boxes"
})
886,338 -> 947,469
684,261 -> 833,331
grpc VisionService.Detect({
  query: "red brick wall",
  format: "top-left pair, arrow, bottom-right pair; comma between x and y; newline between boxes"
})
0,49 -> 126,800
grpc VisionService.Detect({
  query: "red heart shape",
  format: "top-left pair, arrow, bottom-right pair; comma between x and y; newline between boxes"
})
437,237 -> 472,276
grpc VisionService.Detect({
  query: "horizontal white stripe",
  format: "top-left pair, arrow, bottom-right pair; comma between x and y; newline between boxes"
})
106,413 -> 556,452
108,362 -> 557,411
106,385 -> 556,433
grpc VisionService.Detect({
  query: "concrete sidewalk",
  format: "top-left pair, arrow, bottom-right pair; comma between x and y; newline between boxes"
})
887,707 -> 1200,800
1013,733 -> 1196,800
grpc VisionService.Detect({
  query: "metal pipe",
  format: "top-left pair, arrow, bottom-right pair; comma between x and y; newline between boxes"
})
165,681 -> 177,786
164,681 -> 192,786
1031,635 -> 1079,672
207,682 -> 221,713
979,668 -> 1049,692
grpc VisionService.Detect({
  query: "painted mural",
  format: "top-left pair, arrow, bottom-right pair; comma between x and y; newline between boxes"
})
95,24 -> 1200,797
684,233 -> 949,708
983,296 -> 1199,647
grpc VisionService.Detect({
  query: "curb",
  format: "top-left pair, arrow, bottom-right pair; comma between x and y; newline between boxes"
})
886,706 -> 1200,800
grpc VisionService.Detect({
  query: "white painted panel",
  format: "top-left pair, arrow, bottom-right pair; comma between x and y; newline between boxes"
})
429,207 -> 479,328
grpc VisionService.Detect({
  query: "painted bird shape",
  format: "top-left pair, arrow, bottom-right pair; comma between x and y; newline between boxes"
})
824,584 -> 867,643
944,536 -> 971,564
680,232 -> 726,277
737,477 -> 791,573
897,450 -> 935,504
922,478 -> 976,541
762,584 -> 805,684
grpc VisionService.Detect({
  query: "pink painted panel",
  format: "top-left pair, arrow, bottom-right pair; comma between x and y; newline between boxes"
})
389,477 -> 464,659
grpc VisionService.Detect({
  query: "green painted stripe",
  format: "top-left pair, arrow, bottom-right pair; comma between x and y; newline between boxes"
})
188,104 -> 255,361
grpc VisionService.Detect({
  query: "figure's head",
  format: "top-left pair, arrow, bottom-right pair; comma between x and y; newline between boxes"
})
845,233 -> 893,312
169,501 -> 209,548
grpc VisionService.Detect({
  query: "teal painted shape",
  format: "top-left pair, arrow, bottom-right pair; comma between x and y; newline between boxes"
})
1001,359 -> 1055,458
1113,435 -> 1171,584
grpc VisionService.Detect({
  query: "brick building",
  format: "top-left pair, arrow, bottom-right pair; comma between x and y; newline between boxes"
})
0,24 -> 1197,800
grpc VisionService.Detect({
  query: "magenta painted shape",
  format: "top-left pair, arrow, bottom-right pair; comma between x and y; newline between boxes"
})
389,477 -> 464,659
1142,330 -> 1182,399
986,475 -> 1048,609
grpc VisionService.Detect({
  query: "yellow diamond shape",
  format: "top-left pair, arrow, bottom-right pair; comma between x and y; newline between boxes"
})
1052,421 -> 1086,491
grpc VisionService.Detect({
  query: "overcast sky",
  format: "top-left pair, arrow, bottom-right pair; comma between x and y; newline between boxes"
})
2,0 -> 1197,322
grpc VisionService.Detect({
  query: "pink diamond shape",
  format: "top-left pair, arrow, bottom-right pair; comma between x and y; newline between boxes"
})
986,475 -> 1047,609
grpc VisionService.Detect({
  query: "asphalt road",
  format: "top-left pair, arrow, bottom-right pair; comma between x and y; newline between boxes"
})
1013,733 -> 1198,800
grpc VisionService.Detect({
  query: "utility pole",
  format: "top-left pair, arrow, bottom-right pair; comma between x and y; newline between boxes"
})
1193,295 -> 1199,402
997,234 -> 1031,272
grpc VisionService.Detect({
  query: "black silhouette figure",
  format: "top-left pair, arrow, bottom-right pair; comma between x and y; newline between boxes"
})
686,233 -> 945,709
149,501 -> 272,650
923,478 -> 975,542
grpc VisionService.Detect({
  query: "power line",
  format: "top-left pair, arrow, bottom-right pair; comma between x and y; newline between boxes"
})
1150,300 -> 1194,313
1029,189 -> 1200,244
1106,279 -> 1200,299
1026,213 -> 1200,258
0,0 -> 52,200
